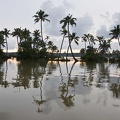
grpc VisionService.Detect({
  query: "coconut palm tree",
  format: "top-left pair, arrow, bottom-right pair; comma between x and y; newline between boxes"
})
21,28 -> 31,42
58,28 -> 67,60
67,32 -> 79,61
60,14 -> 77,61
81,34 -> 87,51
33,10 -> 50,42
82,33 -> 95,48
69,32 -> 79,45
0,31 -> 5,50
109,25 -> 120,46
97,36 -> 111,59
33,29 -> 41,50
2,28 -> 10,53
11,27 -> 22,50
18,28 -> 33,57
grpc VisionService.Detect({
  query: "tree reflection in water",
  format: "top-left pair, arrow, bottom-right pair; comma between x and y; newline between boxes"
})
33,61 -> 57,113
0,60 -> 4,85
109,83 -> 120,98
0,60 -> 9,88
108,76 -> 120,98
80,62 -> 96,87
80,62 -> 110,88
58,61 -> 78,109
1,59 -> 120,114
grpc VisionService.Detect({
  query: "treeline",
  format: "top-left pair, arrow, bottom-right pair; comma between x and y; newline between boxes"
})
0,9 -> 120,62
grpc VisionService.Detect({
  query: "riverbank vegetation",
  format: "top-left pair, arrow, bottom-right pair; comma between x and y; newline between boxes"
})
0,9 -> 120,62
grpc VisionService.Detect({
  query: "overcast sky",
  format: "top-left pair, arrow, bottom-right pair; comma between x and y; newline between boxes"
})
0,0 -> 120,52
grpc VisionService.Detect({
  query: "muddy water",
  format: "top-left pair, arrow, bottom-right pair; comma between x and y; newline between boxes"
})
0,59 -> 120,120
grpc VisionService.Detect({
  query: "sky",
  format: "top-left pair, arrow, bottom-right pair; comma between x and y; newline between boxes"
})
0,0 -> 120,52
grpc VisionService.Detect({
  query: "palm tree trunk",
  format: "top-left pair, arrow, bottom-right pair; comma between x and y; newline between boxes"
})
69,42 -> 78,61
118,36 -> 120,46
40,20 -> 43,42
17,36 -> 19,50
69,61 -> 77,76
66,45 -> 69,60
5,37 -> 8,53
66,23 -> 70,60
85,41 -> 86,53
58,35 -> 65,60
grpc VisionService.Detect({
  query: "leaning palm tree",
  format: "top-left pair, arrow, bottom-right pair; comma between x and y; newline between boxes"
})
60,14 -> 77,61
67,32 -> 79,61
2,28 -> 10,53
33,10 -> 50,42
109,25 -> 120,46
58,28 -> 68,60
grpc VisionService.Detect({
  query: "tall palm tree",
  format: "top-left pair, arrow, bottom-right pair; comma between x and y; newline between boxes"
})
0,31 -> 5,50
11,28 -> 22,50
60,14 -> 77,61
58,28 -> 67,60
3,28 -> 10,53
109,25 -> 120,46
33,10 -> 50,42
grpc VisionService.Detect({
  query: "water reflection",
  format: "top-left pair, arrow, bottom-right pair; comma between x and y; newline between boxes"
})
0,60 -> 9,88
0,59 -> 120,119
58,61 -> 78,108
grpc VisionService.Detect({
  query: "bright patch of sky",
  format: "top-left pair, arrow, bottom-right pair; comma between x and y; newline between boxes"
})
0,0 -> 120,52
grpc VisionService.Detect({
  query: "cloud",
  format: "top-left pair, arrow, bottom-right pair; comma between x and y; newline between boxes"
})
112,12 -> 120,25
100,12 -> 111,23
96,25 -> 110,38
62,0 -> 73,9
73,14 -> 94,36
96,12 -> 120,39
40,0 -> 67,36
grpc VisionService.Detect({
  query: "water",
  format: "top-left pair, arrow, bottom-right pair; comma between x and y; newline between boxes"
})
0,59 -> 120,120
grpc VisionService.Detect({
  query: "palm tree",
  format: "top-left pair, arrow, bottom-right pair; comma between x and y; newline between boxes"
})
109,25 -> 120,46
2,28 -> 10,53
21,28 -> 31,42
18,28 -> 33,57
33,29 -> 41,50
45,35 -> 50,42
82,33 -> 95,48
81,34 -> 87,51
60,14 -> 77,61
97,36 -> 111,58
51,45 -> 58,53
0,31 -> 5,50
11,28 -> 22,50
58,28 -> 67,60
67,32 -> 79,61
69,32 -> 79,45
33,10 -> 50,42
47,41 -> 53,53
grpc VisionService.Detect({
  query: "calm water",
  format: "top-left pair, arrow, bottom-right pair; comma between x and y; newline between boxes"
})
0,59 -> 120,120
